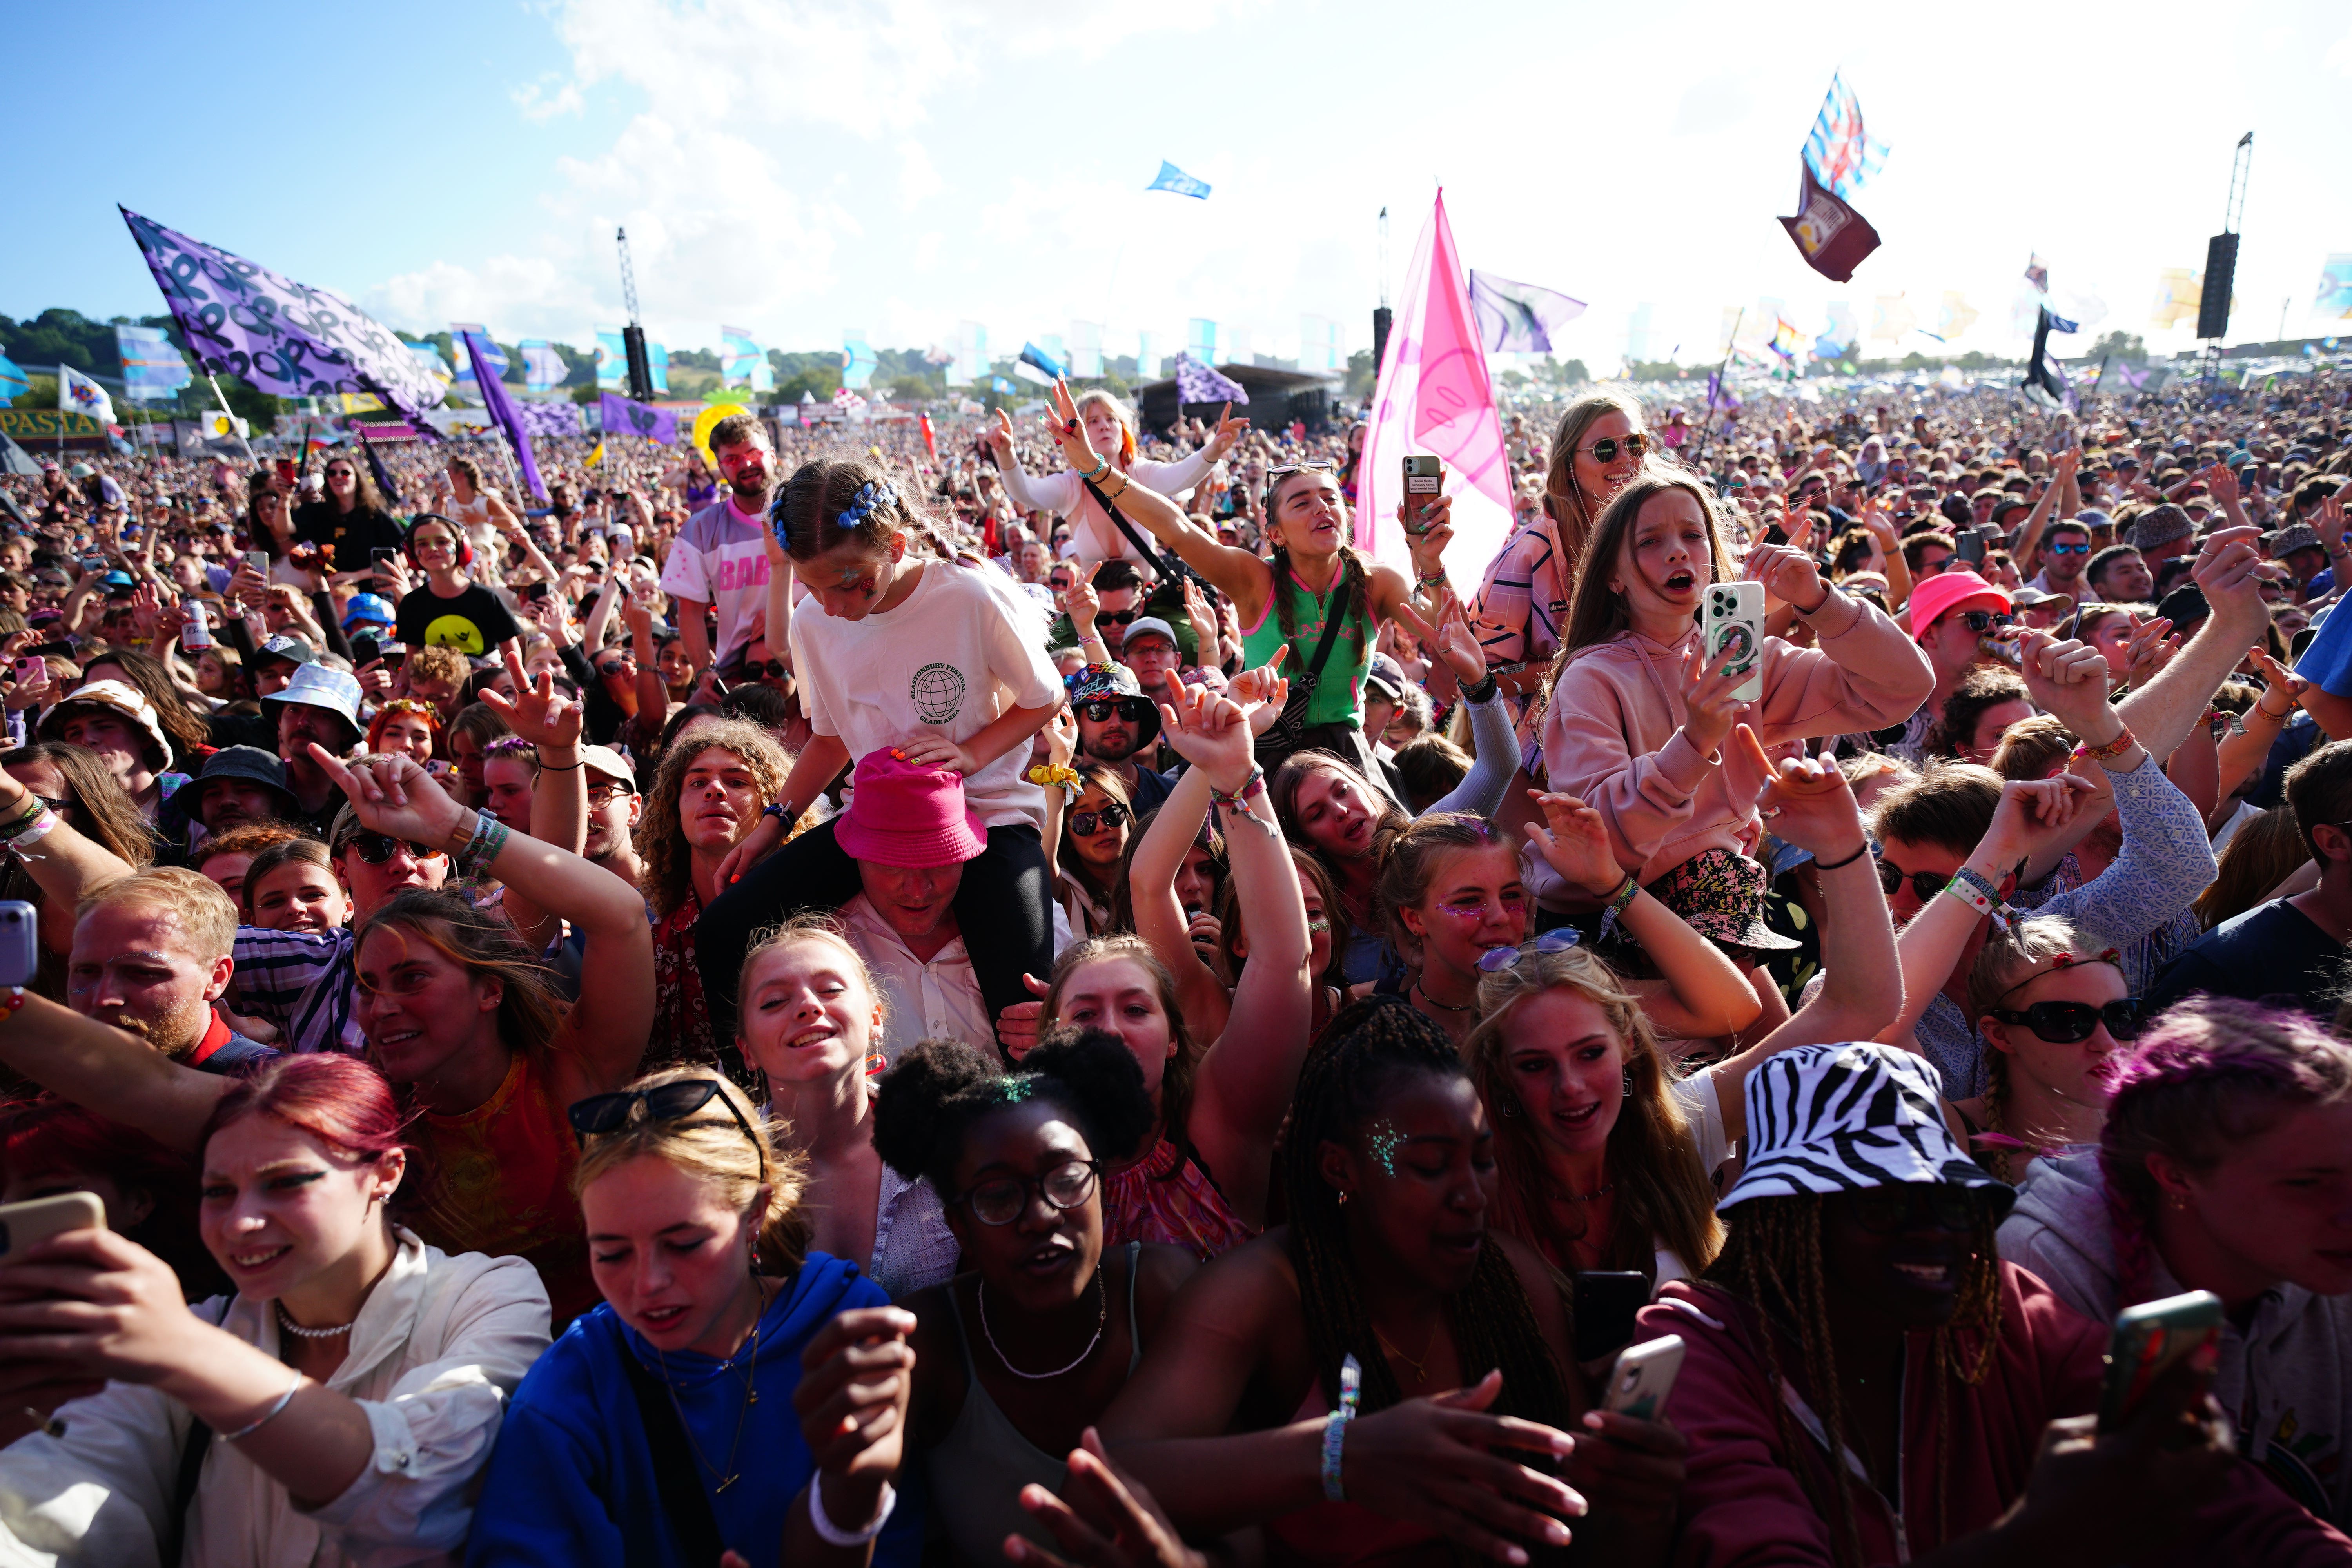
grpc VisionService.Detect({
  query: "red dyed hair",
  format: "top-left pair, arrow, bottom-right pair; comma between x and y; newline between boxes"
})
198,1055 -> 413,1167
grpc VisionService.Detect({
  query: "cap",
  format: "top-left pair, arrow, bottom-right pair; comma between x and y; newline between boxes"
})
581,745 -> 637,791
36,680 -> 172,765
255,634 -> 317,668
1366,653 -> 1407,703
341,593 -> 396,629
66,463 -> 94,479
2009,586 -> 2072,610
1905,570 -> 2011,640
1120,615 -> 1181,652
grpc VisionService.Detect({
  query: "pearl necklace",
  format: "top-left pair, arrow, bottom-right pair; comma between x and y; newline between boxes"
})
277,1302 -> 354,1339
978,1268 -> 1106,1379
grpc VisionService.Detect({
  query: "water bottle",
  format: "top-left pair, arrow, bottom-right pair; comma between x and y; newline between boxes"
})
180,597 -> 213,652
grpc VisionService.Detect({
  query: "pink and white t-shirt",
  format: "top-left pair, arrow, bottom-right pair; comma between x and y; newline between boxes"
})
657,494 -> 772,665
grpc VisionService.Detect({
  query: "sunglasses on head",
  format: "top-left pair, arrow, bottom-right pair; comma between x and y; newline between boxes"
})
343,832 -> 447,866
1476,926 -> 1583,973
1848,1183 -> 1982,1234
1077,698 -> 1152,724
1069,803 -> 1131,836
1992,998 -> 2143,1043
1874,850 -> 1951,903
1263,459 -> 1336,506
1584,433 -> 1650,464
568,1079 -> 768,1180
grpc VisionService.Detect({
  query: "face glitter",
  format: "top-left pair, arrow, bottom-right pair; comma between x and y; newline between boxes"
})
1365,1120 -> 1405,1178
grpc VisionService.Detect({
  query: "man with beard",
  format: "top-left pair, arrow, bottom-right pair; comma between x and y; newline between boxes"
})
1067,661 -> 1173,811
265,664 -> 366,833
657,413 -> 777,676
579,745 -> 644,889
66,868 -> 276,1073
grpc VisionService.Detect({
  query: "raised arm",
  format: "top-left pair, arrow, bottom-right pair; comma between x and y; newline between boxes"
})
986,409 -> 1080,518
2011,450 -> 2077,577
1128,763 -> 1230,1035
306,748 -> 654,1097
2115,525 -> 2274,761
0,768 -> 137,953
1398,591 -> 1517,819
0,994 -> 227,1151
2216,651 -> 2306,815
477,652 -> 591,935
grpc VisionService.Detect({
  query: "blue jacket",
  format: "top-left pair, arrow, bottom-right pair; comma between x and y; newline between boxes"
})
465,1253 -> 923,1568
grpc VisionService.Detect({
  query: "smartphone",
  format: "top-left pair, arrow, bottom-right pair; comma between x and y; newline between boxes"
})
1402,455 -> 1444,534
0,1191 -> 106,1263
522,581 -> 549,603
1572,1270 -> 1652,1363
350,633 -> 383,667
2098,1289 -> 2222,1433
0,900 -> 34,989
246,550 -> 269,576
1601,1334 -> 1686,1421
1957,528 -> 1987,566
274,458 -> 297,486
11,656 -> 45,689
1703,580 -> 1766,705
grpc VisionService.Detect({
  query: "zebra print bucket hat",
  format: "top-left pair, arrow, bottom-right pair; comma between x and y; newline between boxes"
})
1719,1043 -> 2013,1216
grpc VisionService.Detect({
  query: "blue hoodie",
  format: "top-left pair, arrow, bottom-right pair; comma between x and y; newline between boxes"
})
465,1252 -> 924,1568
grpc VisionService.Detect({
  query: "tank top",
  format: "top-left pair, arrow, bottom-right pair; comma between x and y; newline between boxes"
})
930,1243 -> 1144,1564
1240,566 -> 1376,730
1103,1136 -> 1256,1261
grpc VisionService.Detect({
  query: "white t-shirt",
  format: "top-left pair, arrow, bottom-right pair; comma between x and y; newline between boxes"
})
659,494 -> 772,666
790,559 -> 1064,831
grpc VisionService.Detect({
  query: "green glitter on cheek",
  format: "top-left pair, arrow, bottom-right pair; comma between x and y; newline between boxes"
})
1366,1121 -> 1405,1178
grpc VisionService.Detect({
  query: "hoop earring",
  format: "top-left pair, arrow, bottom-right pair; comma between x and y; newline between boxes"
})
1497,1091 -> 1521,1118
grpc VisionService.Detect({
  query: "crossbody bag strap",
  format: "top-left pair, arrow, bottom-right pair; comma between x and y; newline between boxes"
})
163,1299 -> 235,1568
617,1347 -> 729,1566
1083,476 -> 1195,587
1268,571 -> 1356,743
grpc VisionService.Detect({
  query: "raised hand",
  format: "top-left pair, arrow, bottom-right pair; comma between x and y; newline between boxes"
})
1066,575 -> 1101,633
1737,727 -> 1867,862
1045,379 -> 1100,473
306,747 -> 464,848
2121,615 -> 2180,684
997,974 -> 1049,1061
1743,541 -> 1825,612
1676,638 -> 1750,758
1336,1370 -> 1583,1564
1390,588 -> 1485,687
2017,631 -> 2118,737
2200,463 -> 2238,508
794,1305 -> 916,1485
1203,402 -> 1249,460
2189,524 -> 2278,636
1156,674 -> 1256,793
1005,1429 -> 1208,1568
1980,773 -> 2100,867
989,407 -> 1017,460
2250,646 -> 2307,717
1524,791 -> 1628,898
477,646 -> 582,750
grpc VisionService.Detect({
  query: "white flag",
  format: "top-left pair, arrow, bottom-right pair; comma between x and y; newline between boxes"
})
59,366 -> 114,426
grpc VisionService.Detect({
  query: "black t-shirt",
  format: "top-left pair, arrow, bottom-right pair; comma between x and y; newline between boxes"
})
292,500 -> 404,575
2144,898 -> 2345,1018
395,582 -> 522,656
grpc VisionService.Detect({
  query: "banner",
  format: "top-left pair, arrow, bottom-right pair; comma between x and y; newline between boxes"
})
0,354 -> 24,405
1019,341 -> 1066,380
59,366 -> 114,426
842,331 -> 876,390
948,321 -> 986,388
1067,321 -> 1103,379
519,339 -> 564,392
407,342 -> 453,387
337,392 -> 385,414
114,325 -> 191,400
0,409 -> 107,441
1467,271 -> 1586,354
1145,160 -> 1211,199
1298,315 -> 1342,374
599,392 -> 678,444
721,326 -> 772,391
1172,354 -> 1245,406
1803,71 -> 1889,200
1871,295 -> 1917,342
1779,161 -> 1881,283
463,331 -> 545,500
449,324 -> 508,384
646,341 -> 670,395
1135,330 -> 1159,380
1358,189 -> 1512,596
2150,269 -> 2203,329
595,328 -> 627,390
519,401 -> 581,438
121,207 -> 447,424
1938,292 -> 1978,340
2316,255 -> 2352,320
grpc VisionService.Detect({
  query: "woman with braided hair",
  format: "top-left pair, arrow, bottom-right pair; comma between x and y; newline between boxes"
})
2000,998 -> 2352,1531
1639,1041 -> 2348,1567
1102,997 -> 1688,1567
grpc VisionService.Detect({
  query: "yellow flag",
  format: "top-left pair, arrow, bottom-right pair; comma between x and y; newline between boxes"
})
2149,269 -> 2203,330
586,439 -> 606,468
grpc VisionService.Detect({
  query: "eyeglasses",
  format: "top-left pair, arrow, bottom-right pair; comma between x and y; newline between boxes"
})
1584,434 -> 1651,464
1847,1183 -> 1982,1234
567,1080 -> 768,1181
586,780 -> 634,807
2045,541 -> 2092,555
1874,851 -> 1951,904
1991,999 -> 2143,1043
1918,555 -> 1953,575
1070,804 -> 1131,837
956,1158 -> 1102,1226
343,832 -> 448,866
1477,927 -> 1584,973
1077,698 -> 1153,724
1957,610 -> 2014,634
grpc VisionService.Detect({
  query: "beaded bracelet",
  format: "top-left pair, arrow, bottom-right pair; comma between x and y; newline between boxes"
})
808,1475 -> 897,1548
1077,456 -> 1110,483
1321,1354 -> 1363,1503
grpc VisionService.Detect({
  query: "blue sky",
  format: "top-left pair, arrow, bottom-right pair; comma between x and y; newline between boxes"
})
10,0 -> 2352,369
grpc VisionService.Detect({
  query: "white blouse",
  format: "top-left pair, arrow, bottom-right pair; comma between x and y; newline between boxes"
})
0,1229 -> 549,1567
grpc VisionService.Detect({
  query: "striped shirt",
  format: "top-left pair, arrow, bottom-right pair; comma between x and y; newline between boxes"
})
1469,519 -> 1572,750
229,926 -> 366,1056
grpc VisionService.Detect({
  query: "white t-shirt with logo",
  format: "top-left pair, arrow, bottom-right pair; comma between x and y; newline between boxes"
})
658,494 -> 772,665
789,559 -> 1063,831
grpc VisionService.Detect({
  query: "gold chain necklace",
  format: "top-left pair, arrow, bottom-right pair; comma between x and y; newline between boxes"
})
1374,1321 -> 1437,1385
659,1298 -> 763,1493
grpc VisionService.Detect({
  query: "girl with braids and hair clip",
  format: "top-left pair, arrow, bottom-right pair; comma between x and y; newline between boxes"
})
1639,1042 -> 2348,1568
1951,914 -> 2134,1185
2002,998 -> 2352,1532
698,454 -> 1067,1048
1024,378 -> 1488,790
1102,996 -> 1689,1568
874,1031 -> 1197,1566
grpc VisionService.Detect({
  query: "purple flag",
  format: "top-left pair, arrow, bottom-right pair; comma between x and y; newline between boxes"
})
519,400 -> 581,439
1172,352 -> 1247,406
600,392 -> 679,444
463,332 -> 546,501
120,207 -> 446,425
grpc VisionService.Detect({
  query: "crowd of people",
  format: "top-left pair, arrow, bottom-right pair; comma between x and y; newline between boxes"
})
0,353 -> 2346,1567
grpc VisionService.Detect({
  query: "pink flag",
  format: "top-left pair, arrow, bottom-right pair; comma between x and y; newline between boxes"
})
1358,190 -> 1515,595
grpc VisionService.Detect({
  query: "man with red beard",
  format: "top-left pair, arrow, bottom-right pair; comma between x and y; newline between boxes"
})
65,868 -> 276,1073
657,413 -> 778,676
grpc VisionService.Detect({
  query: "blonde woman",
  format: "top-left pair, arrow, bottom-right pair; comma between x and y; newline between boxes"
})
470,1067 -> 922,1566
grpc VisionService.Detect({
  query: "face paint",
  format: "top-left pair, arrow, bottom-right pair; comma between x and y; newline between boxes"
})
1365,1120 -> 1405,1178
996,1075 -> 1039,1105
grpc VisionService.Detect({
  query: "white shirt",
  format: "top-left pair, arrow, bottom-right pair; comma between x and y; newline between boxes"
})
839,893 -> 1074,1070
0,1230 -> 549,1568
790,559 -> 1065,831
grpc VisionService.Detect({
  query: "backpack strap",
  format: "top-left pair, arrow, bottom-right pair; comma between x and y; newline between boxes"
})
617,1346 -> 729,1566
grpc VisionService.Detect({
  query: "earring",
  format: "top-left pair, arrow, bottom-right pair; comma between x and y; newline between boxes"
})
1497,1091 -> 1521,1117
1336,1190 -> 1350,1207
1622,1068 -> 1636,1097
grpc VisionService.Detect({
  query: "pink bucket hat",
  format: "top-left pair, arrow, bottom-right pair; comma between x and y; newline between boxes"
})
834,748 -> 988,869
1905,569 -> 2010,642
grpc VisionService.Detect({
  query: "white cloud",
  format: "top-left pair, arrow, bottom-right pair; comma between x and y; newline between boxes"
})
898,141 -> 943,211
510,76 -> 584,121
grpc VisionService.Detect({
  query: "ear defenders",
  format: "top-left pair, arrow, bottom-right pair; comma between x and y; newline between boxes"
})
402,513 -> 474,570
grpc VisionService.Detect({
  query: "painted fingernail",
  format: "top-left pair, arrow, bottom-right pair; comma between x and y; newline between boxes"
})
1582,1412 -> 1604,1430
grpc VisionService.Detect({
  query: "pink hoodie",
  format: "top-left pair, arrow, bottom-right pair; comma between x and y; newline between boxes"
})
1535,590 -> 1931,900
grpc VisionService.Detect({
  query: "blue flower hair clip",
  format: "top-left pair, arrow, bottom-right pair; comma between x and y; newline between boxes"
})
836,481 -> 897,532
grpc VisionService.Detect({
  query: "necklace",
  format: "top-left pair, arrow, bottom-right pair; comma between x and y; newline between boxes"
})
978,1267 -> 1106,1379
1374,1322 -> 1437,1384
1561,1180 -> 1614,1203
1412,981 -> 1474,1014
659,1297 -> 763,1493
276,1302 -> 354,1339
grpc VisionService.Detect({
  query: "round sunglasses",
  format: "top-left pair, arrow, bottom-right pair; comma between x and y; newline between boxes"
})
1990,998 -> 2143,1043
955,1158 -> 1101,1226
342,832 -> 447,866
1070,804 -> 1131,837
1583,433 -> 1650,464
1874,851 -> 1950,903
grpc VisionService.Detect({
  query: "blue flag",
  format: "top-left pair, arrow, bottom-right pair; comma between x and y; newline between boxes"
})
989,375 -> 1018,394
462,331 -> 546,501
1019,341 -> 1067,379
0,353 -> 25,406
1802,72 -> 1889,201
1145,160 -> 1211,199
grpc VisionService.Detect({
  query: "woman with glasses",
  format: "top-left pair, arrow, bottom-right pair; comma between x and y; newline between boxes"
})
1948,916 -> 2132,1185
877,1031 -> 1196,1564
1053,762 -> 1134,939
1471,390 -> 1653,747
244,472 -> 318,590
0,1054 -> 551,1565
470,1067 -> 925,1567
988,391 -> 1247,570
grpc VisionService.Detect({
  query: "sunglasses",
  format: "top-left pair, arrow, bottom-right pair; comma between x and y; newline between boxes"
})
2045,541 -> 2091,555
1584,434 -> 1651,464
343,832 -> 448,866
1069,804 -> 1131,837
1847,1183 -> 1982,1234
1095,608 -> 1139,628
1077,698 -> 1152,724
1991,998 -> 2143,1043
1476,926 -> 1583,974
1263,459 -> 1337,507
742,659 -> 789,680
568,1080 -> 768,1180
1957,609 -> 2014,634
1874,851 -> 1951,903
955,1158 -> 1101,1227
595,658 -> 632,678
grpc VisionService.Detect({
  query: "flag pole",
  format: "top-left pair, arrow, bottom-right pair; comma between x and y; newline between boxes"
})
1690,309 -> 1744,469
203,370 -> 258,466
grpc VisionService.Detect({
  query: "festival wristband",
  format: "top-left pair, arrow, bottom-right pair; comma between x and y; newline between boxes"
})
1460,671 -> 1499,705
1940,878 -> 2003,927
808,1475 -> 897,1548
2069,724 -> 2138,766
1321,1354 -> 1363,1503
1210,766 -> 1267,811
